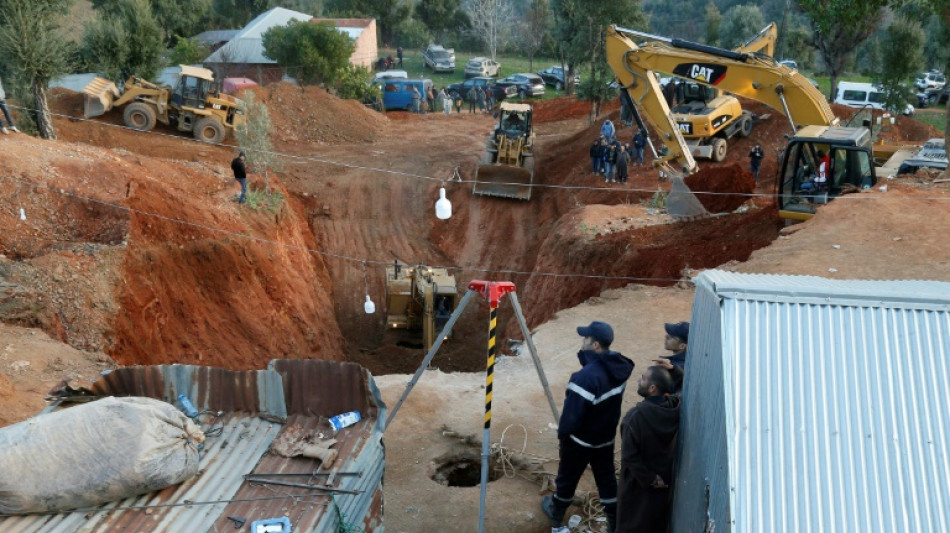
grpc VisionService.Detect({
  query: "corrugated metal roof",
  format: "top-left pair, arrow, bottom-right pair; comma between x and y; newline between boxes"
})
671,270 -> 950,533
0,360 -> 385,533
204,7 -> 314,64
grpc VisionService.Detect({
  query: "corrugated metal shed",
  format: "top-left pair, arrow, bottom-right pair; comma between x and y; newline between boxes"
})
671,270 -> 950,533
0,359 -> 385,533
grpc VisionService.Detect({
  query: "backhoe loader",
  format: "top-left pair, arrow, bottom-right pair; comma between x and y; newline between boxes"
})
386,261 -> 458,352
606,25 -> 898,221
473,101 -> 535,200
83,65 -> 244,144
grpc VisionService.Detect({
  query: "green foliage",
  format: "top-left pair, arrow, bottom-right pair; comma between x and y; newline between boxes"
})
325,0 -> 410,45
92,0 -> 210,45
210,0 -> 271,28
642,187 -> 667,209
873,17 -> 924,113
234,90 -> 281,190
332,64 -> 379,101
0,0 -> 74,139
415,0 -> 469,41
244,187 -> 286,213
922,15 -> 950,71
81,0 -> 165,82
718,4 -> 764,49
169,36 -> 210,66
704,2 -> 722,46
262,20 -> 354,85
393,18 -> 432,49
516,0 -> 553,67
778,22 -> 816,68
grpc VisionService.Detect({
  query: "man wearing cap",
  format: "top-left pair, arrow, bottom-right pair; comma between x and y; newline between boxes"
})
542,321 -> 634,533
652,321 -> 688,393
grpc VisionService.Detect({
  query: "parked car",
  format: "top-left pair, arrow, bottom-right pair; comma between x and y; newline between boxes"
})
495,73 -> 546,98
464,57 -> 501,78
915,70 -> 946,92
536,66 -> 580,90
446,76 -> 515,101
778,59 -> 798,70
834,81 -> 914,116
422,44 -> 455,73
918,85 -> 950,107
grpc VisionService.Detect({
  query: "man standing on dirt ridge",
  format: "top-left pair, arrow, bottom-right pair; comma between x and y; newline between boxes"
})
231,152 -> 248,204
0,75 -> 18,135
542,321 -> 634,533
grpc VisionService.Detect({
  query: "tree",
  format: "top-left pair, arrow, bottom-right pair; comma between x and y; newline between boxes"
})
169,36 -> 210,66
0,0 -> 74,140
551,0 -> 646,100
415,0 -> 470,42
468,0 -> 514,60
873,16 -> 923,114
81,0 -> 165,82
262,20 -> 354,85
718,4 -> 765,49
325,0 -> 410,45
517,0 -> 551,71
92,0 -> 210,45
211,0 -> 272,29
796,0 -> 891,101
705,2 -> 722,46
234,90 -> 281,191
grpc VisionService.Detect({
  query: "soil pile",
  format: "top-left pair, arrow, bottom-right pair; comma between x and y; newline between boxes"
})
533,96 -> 619,124
685,163 -> 756,213
250,82 -> 388,146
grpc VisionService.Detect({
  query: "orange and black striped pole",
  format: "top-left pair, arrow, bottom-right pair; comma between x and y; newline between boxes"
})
468,280 -> 515,533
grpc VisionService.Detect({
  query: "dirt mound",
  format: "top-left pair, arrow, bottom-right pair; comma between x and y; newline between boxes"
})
685,163 -> 756,213
829,103 -> 942,142
533,96 -> 619,124
250,82 -> 389,146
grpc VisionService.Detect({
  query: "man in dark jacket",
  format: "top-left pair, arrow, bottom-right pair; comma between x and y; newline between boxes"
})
616,145 -> 630,184
632,130 -> 646,166
231,152 -> 248,204
616,366 -> 680,533
542,321 -> 634,533
749,143 -> 764,182
652,321 -> 688,393
590,137 -> 604,175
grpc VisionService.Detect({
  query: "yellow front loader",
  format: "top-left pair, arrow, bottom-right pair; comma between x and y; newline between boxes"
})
82,65 -> 244,143
473,102 -> 536,200
386,261 -> 458,352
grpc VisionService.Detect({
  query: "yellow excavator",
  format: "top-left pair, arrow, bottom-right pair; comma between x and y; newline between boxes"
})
83,65 -> 244,143
606,24 -> 895,221
662,23 -> 777,161
385,261 -> 458,351
473,101 -> 535,200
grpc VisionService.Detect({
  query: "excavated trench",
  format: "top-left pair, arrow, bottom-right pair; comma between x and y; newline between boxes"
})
0,90 -> 794,378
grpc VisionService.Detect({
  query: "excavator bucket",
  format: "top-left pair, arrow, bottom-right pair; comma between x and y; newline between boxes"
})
666,176 -> 711,220
473,158 -> 534,200
82,77 -> 121,118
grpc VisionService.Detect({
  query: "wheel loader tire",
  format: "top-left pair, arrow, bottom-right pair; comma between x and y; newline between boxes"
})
711,138 -> 727,162
194,117 -> 226,144
123,102 -> 156,131
739,116 -> 753,137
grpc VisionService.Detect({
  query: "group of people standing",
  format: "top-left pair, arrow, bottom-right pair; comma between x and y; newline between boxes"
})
589,120 -> 651,184
408,85 -> 496,116
543,320 -> 690,533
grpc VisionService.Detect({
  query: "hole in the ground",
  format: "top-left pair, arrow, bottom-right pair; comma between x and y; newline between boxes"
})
429,449 -> 501,487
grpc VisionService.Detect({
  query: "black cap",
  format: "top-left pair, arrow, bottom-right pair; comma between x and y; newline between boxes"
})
664,321 -> 690,342
577,321 -> 614,346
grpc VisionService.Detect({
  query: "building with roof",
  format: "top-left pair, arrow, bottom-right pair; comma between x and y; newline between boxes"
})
311,18 -> 378,69
672,270 -> 950,533
202,8 -> 378,85
0,359 -> 385,532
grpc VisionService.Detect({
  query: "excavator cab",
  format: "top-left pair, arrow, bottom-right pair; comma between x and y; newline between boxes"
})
777,126 -> 876,220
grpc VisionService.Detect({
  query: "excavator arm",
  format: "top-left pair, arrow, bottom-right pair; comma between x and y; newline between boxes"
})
607,26 -> 837,135
733,22 -> 777,56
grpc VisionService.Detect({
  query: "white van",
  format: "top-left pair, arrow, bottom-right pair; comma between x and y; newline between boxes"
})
834,81 -> 913,115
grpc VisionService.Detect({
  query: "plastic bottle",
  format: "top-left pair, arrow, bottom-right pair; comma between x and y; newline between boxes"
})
328,411 -> 361,431
567,514 -> 582,529
178,394 -> 199,418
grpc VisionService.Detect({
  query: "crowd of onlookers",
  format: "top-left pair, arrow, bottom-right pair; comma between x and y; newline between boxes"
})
589,120 -> 649,184
406,84 -> 499,116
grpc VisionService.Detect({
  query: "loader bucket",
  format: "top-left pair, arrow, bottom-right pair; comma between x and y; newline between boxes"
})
473,157 -> 534,201
82,77 -> 120,118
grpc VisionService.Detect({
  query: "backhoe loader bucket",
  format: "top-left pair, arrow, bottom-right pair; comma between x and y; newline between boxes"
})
473,156 -> 534,200
666,176 -> 711,220
82,77 -> 120,118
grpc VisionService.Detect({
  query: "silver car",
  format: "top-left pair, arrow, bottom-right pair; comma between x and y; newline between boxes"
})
496,73 -> 546,98
464,57 -> 501,78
